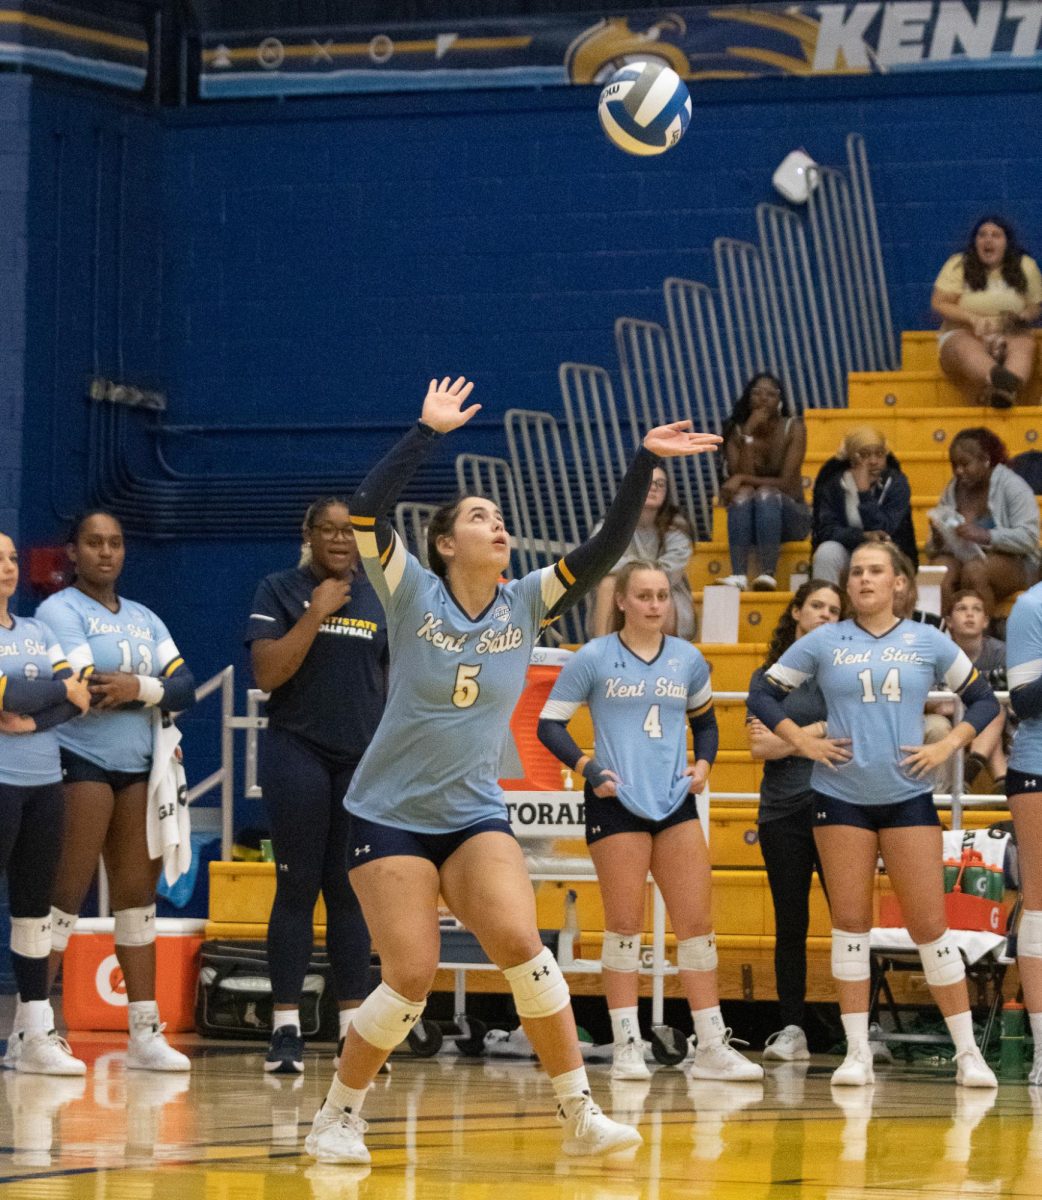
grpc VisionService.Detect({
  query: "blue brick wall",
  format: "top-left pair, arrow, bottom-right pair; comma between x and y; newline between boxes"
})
10,68 -> 1042,810
0,77 -> 30,543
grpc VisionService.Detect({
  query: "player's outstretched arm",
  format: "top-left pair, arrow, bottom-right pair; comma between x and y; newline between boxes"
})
547,423 -> 721,619
642,420 -> 722,459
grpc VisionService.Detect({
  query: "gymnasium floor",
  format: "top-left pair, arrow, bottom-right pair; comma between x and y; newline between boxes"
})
0,1033 -> 1040,1199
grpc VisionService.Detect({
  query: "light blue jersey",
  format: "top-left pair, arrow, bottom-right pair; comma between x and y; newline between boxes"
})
36,588 -> 184,774
0,618 -> 70,786
1007,583 -> 1042,775
543,634 -> 712,822
767,618 -> 972,806
345,532 -> 571,833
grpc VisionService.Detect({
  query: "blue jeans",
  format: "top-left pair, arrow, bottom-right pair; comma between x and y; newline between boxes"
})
727,487 -> 811,575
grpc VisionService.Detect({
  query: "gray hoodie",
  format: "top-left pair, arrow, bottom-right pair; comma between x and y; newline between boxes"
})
929,463 -> 1040,569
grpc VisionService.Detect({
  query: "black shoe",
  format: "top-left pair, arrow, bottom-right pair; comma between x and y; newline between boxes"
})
264,1026 -> 304,1075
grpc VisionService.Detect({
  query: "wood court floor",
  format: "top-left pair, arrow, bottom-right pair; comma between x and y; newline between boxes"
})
0,1033 -> 1040,1199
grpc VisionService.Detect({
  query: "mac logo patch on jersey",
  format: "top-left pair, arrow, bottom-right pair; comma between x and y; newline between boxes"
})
492,605 -> 510,623
901,632 -> 916,644
667,657 -> 681,672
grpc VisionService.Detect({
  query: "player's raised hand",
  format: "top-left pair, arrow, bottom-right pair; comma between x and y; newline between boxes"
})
421,376 -> 480,434
643,420 -> 722,459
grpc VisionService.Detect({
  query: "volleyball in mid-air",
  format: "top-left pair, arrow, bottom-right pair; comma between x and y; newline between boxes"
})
597,61 -> 691,157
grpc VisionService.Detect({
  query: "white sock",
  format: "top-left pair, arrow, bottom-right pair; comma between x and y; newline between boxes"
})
273,1008 -> 301,1035
551,1066 -> 590,1109
22,1001 -> 52,1037
945,1009 -> 976,1055
691,1006 -> 726,1048
610,1007 -> 640,1045
323,1075 -> 368,1118
841,1012 -> 869,1048
128,1000 -> 159,1035
1030,1011 -> 1042,1052
338,1009 -> 356,1040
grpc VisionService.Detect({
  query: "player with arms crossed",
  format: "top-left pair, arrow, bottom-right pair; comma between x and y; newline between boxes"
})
747,540 -> 999,1089
305,376 -> 720,1164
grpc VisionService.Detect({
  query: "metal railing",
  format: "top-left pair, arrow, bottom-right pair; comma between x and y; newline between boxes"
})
558,362 -> 630,533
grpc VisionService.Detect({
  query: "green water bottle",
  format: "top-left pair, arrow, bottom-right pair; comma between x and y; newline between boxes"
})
1000,1001 -> 1026,1080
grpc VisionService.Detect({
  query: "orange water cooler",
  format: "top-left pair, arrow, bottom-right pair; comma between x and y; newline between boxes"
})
62,917 -> 206,1032
500,647 -> 575,790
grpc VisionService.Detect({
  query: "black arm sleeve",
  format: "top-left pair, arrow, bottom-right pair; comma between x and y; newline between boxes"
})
1010,675 -> 1042,720
959,671 -> 1001,734
28,700 -> 81,732
0,677 -> 68,714
537,717 -> 585,771
350,422 -> 442,554
745,673 -> 793,731
688,707 -> 719,765
160,663 -> 197,714
549,446 -> 660,617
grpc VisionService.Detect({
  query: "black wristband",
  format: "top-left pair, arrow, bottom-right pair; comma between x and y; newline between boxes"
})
582,758 -> 612,790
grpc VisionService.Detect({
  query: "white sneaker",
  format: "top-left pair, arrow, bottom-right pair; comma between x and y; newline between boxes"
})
16,1031 -> 86,1077
126,1025 -> 191,1072
751,573 -> 777,591
558,1094 -> 642,1157
1030,1046 -> 1042,1087
3,1030 -> 24,1070
763,1025 -> 810,1062
715,574 -> 748,589
610,1039 -> 651,1081
305,1107 -> 371,1164
687,1035 -> 764,1081
831,1042 -> 874,1087
954,1046 -> 998,1089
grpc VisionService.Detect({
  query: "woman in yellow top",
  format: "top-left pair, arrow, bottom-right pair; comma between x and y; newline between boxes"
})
932,216 -> 1042,408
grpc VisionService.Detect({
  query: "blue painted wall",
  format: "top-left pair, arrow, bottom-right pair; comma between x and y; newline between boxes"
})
9,68 -> 1042,817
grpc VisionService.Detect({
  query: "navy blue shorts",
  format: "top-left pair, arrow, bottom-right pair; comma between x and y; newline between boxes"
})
347,814 -> 515,871
584,787 -> 698,846
812,792 -> 939,831
60,749 -> 149,791
1006,768 -> 1042,798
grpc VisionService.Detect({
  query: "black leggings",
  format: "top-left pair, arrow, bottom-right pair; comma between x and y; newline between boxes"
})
0,782 -> 64,1001
758,799 -> 827,1029
260,727 -> 373,1005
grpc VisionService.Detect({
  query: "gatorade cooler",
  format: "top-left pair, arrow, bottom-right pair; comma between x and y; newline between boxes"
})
62,917 -> 206,1032
500,648 -> 574,790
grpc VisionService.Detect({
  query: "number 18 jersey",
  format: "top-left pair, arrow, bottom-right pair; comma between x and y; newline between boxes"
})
766,618 -> 972,806
36,587 -> 183,773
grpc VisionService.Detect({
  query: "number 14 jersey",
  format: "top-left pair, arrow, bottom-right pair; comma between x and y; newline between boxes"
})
766,618 -> 973,806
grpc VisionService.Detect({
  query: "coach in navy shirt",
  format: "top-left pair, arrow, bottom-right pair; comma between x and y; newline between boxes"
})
245,497 -> 388,1076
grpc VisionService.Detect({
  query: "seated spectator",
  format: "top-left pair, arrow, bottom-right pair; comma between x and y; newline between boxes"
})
715,372 -> 810,591
924,589 -> 1008,791
588,465 -> 695,638
926,427 -> 1040,614
932,216 -> 1041,408
811,426 -> 916,584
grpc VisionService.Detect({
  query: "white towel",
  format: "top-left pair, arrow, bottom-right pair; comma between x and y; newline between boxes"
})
147,712 -> 192,886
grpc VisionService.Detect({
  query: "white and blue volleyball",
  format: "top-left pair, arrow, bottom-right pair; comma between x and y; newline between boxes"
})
597,61 -> 691,157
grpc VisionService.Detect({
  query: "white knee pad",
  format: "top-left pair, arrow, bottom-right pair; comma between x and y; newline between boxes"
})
114,905 -> 156,948
831,929 -> 871,982
10,916 -> 51,960
677,933 -> 718,973
1019,909 -> 1042,960
917,930 -> 966,987
601,931 -> 641,973
352,982 -> 426,1051
504,947 -> 571,1019
49,908 -> 77,953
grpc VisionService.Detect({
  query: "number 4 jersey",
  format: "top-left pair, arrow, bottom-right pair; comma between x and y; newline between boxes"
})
36,587 -> 184,774
766,618 -> 974,806
345,539 -> 569,834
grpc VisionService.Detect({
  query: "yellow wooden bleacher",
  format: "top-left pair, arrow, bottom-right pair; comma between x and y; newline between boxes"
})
208,330 -> 1025,1005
